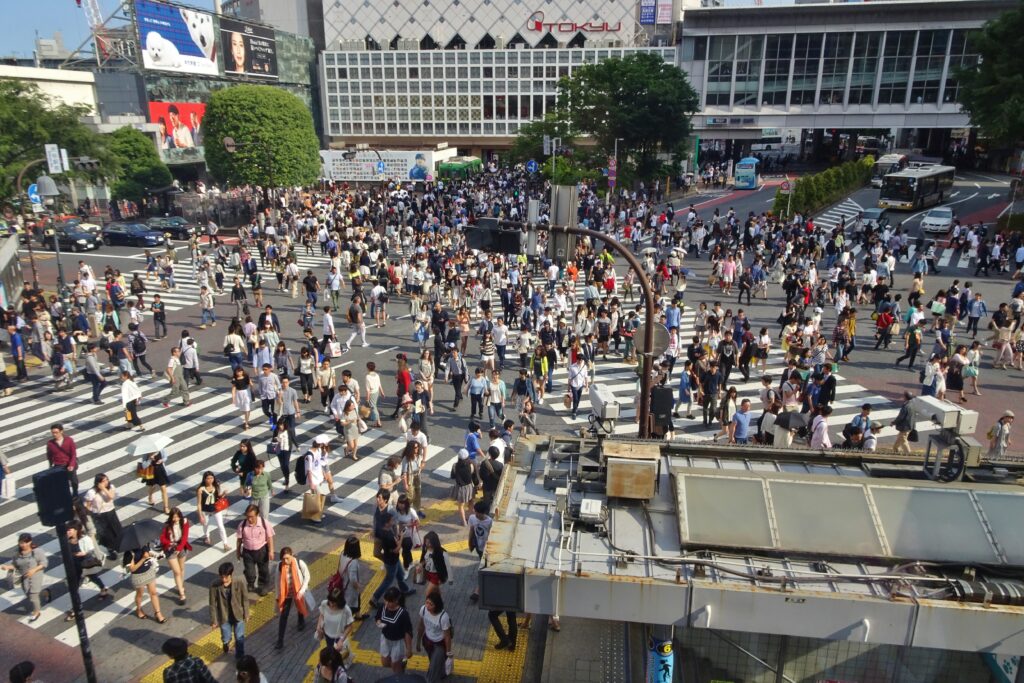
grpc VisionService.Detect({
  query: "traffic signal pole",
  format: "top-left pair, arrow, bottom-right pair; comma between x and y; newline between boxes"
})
471,218 -> 657,438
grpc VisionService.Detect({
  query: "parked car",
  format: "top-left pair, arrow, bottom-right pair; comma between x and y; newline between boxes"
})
920,207 -> 955,234
147,216 -> 195,240
56,218 -> 102,235
101,222 -> 164,247
43,224 -> 102,252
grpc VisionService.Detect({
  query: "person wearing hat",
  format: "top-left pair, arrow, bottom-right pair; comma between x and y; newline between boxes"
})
160,637 -> 216,682
988,411 -> 1014,458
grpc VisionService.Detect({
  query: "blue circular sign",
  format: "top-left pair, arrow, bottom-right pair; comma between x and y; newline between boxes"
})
526,159 -> 539,173
27,183 -> 40,204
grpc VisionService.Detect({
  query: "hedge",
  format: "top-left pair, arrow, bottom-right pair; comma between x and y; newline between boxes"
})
772,156 -> 875,219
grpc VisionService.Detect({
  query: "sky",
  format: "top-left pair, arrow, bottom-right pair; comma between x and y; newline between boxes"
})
0,0 -> 215,59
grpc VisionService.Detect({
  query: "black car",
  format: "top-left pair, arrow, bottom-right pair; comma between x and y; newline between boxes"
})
44,225 -> 103,252
147,216 -> 195,240
101,222 -> 164,247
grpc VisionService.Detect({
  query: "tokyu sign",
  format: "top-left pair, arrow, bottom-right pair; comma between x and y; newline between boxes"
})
527,10 -> 622,33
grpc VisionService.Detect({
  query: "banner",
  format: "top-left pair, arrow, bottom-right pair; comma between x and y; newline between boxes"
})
639,0 -> 656,25
648,637 -> 674,683
656,0 -> 674,24
135,0 -> 218,76
220,16 -> 278,79
320,150 -> 441,182
148,101 -> 206,164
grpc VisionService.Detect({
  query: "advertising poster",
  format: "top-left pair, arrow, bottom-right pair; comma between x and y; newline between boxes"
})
135,0 -> 218,76
639,0 -> 656,25
656,0 -> 674,24
220,16 -> 279,79
320,150 -> 442,183
149,101 -> 206,164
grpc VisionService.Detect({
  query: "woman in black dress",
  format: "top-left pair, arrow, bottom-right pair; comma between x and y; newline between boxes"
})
139,450 -> 170,514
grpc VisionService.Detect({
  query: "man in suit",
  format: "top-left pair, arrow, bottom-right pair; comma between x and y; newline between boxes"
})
819,363 -> 837,407
257,305 -> 280,333
500,285 -> 516,325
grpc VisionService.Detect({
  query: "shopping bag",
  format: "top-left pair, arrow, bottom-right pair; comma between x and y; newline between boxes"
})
413,563 -> 426,585
445,655 -> 454,676
303,588 -> 318,615
358,404 -> 371,419
301,491 -> 325,522
357,418 -> 369,434
0,475 -> 15,499
328,341 -> 343,357
562,393 -> 571,410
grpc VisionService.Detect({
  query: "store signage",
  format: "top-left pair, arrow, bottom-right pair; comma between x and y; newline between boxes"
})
526,11 -> 622,33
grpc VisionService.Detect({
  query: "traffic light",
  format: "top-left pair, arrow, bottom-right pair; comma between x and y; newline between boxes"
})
72,157 -> 101,171
465,218 -> 522,255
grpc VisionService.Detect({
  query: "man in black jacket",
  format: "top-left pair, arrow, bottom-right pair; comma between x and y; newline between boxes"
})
818,363 -> 837,407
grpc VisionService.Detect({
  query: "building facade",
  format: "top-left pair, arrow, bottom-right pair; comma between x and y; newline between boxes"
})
317,0 -> 1014,156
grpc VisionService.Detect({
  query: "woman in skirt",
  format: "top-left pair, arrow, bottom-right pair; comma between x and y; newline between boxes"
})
83,473 -> 122,558
158,508 -> 192,605
140,451 -> 170,514
123,541 -> 165,623
451,449 -> 477,526
231,366 -> 253,430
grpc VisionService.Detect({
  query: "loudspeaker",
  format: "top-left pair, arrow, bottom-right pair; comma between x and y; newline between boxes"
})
33,467 -> 74,527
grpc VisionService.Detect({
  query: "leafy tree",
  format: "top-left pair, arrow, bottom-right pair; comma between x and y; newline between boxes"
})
202,85 -> 320,187
508,114 -> 572,164
955,7 -> 1024,144
555,53 -> 699,179
0,79 -> 111,202
106,126 -> 172,203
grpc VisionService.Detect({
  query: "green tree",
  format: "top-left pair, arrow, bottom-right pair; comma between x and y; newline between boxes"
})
508,114 -> 572,165
0,79 -> 110,201
555,53 -> 699,179
202,85 -> 320,187
106,126 -> 172,203
955,7 -> 1024,144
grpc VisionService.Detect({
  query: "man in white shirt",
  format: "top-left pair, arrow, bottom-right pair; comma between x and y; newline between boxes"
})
306,435 -> 342,504
325,267 -> 344,309
181,338 -> 202,386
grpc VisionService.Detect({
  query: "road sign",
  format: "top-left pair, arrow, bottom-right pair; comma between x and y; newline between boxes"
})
60,148 -> 70,173
375,160 -> 386,175
45,143 -> 62,175
526,159 -> 538,173
779,180 -> 792,194
27,184 -> 41,205
543,135 -> 552,156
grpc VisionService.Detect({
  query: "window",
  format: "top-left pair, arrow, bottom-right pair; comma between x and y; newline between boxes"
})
681,36 -> 708,62
762,34 -> 792,105
705,35 -> 735,106
848,32 -> 881,105
791,33 -> 823,105
819,33 -> 852,105
508,95 -> 518,119
944,29 -> 978,103
496,95 -> 506,118
732,35 -> 763,106
911,29 -> 949,104
878,30 -> 914,104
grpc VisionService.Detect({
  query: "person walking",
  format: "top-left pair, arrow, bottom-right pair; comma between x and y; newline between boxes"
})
159,637 -> 214,683
65,521 -> 112,619
416,591 -> 454,683
7,324 -> 28,381
123,540 -> 166,623
0,534 -> 46,622
197,471 -> 231,551
181,338 -> 202,386
158,508 -> 191,605
237,504 -> 275,596
83,473 -> 122,558
140,450 -> 170,514
343,294 -> 368,351
45,423 -> 79,497
315,588 -> 355,660
231,367 -> 254,430
275,376 -> 301,446
255,363 -> 282,425
274,547 -> 311,650
370,512 -> 414,608
209,562 -> 250,661
988,410 -> 1014,458
375,586 -> 414,675
364,361 -> 384,428
81,343 -> 107,404
163,347 -> 191,408
250,459 -> 273,521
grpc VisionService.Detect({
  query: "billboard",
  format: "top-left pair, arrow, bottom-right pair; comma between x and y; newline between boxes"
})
639,0 -> 656,25
149,101 -> 206,164
135,0 -> 218,76
655,0 -> 674,24
320,149 -> 458,182
220,17 -> 279,79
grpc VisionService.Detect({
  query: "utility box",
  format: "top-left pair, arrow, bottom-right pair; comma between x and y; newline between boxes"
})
604,442 -> 660,500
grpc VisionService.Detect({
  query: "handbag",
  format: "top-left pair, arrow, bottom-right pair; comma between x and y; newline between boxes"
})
357,418 -> 369,434
908,428 -> 920,443
358,404 -> 371,419
562,392 -> 572,410
213,496 -> 229,512
302,491 -> 325,522
124,409 -> 133,424
413,563 -> 426,585
136,463 -> 154,480
328,341 -> 342,358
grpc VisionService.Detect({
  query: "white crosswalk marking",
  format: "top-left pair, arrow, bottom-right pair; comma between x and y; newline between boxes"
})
0,372 -> 453,638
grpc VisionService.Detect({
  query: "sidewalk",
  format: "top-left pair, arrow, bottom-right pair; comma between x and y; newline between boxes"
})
134,498 -> 531,683
538,617 -> 632,683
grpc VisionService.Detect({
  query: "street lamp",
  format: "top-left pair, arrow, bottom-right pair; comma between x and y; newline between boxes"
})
36,175 -> 68,297
15,157 -> 48,288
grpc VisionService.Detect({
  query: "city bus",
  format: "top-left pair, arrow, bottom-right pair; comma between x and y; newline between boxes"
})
878,165 -> 956,210
871,153 -> 909,187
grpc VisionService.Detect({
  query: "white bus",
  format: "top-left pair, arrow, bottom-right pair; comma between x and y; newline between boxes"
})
878,165 -> 956,210
871,154 -> 909,187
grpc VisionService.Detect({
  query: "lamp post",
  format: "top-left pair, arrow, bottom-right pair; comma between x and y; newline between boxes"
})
15,158 -> 47,288
549,137 -> 562,183
608,137 -> 624,208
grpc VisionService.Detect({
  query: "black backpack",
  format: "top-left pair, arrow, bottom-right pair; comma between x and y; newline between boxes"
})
294,451 -> 310,486
131,333 -> 146,354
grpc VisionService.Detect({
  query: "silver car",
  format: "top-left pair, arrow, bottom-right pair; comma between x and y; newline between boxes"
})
920,207 -> 954,234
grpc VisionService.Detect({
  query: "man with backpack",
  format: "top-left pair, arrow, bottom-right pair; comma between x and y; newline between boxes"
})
127,323 -> 156,379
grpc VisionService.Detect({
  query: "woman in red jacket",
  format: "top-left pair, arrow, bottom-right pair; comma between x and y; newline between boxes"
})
159,508 -> 192,605
391,354 -> 413,418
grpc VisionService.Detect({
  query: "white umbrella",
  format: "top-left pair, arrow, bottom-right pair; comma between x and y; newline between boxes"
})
125,433 -> 174,457
641,247 -> 659,256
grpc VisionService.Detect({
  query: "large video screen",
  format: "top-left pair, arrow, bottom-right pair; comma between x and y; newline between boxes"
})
135,0 -> 218,76
149,101 -> 206,164
220,16 -> 278,79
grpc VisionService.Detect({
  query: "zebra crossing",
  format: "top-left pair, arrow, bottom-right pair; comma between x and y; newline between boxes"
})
123,250 -> 336,313
543,311 -> 936,444
0,366 -> 454,644
813,198 -> 863,232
